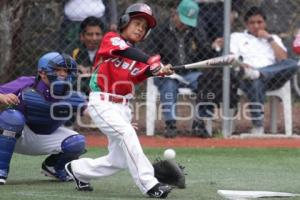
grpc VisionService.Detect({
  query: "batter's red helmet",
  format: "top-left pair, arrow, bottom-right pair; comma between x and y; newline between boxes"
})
119,3 -> 156,39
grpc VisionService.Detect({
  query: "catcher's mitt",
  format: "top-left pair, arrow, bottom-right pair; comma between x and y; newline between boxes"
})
153,159 -> 186,189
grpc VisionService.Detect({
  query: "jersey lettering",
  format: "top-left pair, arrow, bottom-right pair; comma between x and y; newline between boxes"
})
128,61 -> 136,71
93,32 -> 149,95
131,68 -> 141,76
121,62 -> 129,69
110,58 -> 141,75
114,58 -> 122,67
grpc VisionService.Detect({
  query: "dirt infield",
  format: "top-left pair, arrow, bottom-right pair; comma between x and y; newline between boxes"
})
86,135 -> 300,148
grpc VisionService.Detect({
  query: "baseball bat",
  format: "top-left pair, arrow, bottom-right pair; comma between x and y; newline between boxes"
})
171,55 -> 244,70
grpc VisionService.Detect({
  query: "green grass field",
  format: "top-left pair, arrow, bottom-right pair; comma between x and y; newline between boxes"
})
2,147 -> 300,200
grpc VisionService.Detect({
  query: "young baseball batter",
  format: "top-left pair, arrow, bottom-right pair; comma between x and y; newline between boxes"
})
65,3 -> 174,198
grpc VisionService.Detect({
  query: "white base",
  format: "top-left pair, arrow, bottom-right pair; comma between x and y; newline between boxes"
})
231,134 -> 300,139
218,190 -> 300,199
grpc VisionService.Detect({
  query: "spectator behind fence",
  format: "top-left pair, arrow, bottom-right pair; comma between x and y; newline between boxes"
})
192,0 -> 243,138
72,16 -> 104,96
196,0 -> 244,44
197,6 -> 299,135
146,0 -> 212,138
62,16 -> 105,129
60,0 -> 117,54
0,52 -> 87,185
198,0 -> 244,52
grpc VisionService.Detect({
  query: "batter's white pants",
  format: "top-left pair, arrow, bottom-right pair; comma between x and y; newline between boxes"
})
70,92 -> 159,194
14,125 -> 79,155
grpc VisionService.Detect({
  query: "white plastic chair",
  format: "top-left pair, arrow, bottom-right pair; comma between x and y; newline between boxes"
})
145,78 -> 212,136
266,80 -> 292,136
237,80 -> 292,136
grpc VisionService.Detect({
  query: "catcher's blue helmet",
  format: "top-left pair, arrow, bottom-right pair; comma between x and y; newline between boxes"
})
38,52 -> 77,80
37,52 -> 77,96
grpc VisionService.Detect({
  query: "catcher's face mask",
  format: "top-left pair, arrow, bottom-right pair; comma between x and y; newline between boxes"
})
38,52 -> 77,97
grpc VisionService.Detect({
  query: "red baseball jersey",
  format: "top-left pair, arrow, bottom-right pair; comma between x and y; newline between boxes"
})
90,32 -> 149,96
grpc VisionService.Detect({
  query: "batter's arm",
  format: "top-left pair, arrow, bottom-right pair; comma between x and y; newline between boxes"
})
114,47 -> 149,63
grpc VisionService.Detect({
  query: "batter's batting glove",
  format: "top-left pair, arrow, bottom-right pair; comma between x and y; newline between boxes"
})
158,64 -> 174,76
147,54 -> 162,76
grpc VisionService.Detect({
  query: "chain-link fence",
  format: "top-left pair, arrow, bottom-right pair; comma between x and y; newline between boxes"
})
1,0 -> 300,136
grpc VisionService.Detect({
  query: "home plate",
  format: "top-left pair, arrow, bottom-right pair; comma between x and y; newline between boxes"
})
217,190 -> 300,199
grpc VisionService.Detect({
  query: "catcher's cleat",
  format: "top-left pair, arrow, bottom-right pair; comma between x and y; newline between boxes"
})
0,177 -> 6,185
41,162 -> 72,182
147,183 -> 172,198
65,162 -> 93,191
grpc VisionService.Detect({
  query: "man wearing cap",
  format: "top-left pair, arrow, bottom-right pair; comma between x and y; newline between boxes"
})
146,0 -> 213,138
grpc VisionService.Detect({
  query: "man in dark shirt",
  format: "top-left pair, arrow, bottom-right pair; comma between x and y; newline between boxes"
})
72,16 -> 104,96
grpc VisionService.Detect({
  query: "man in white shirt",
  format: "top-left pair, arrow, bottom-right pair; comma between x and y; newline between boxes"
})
231,6 -> 298,134
197,6 -> 299,135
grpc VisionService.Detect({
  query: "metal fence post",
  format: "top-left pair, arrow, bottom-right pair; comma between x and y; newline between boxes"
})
222,0 -> 232,138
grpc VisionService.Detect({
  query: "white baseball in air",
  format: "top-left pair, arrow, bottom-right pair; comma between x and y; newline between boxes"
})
163,148 -> 176,160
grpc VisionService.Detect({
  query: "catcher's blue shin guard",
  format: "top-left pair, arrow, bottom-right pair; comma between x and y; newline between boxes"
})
0,109 -> 25,184
42,134 -> 86,181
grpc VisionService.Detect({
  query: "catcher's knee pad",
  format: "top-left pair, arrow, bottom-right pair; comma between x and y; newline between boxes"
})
0,109 -> 25,180
52,134 -> 86,171
0,109 -> 25,136
61,134 -> 86,155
